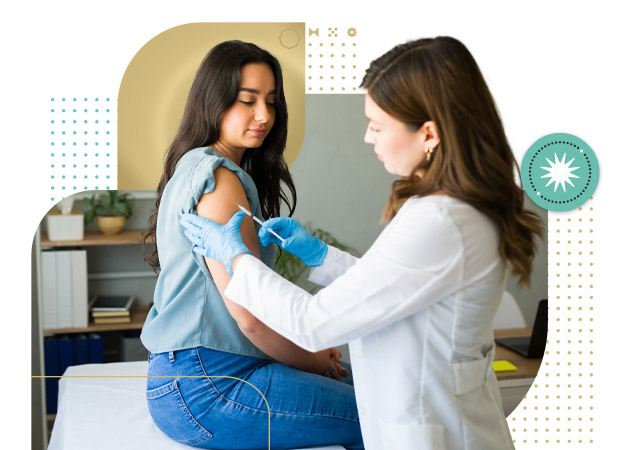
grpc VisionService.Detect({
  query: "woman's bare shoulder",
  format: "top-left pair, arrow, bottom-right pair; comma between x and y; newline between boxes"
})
196,166 -> 249,223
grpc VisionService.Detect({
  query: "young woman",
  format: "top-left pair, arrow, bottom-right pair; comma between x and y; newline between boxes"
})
180,36 -> 544,450
140,41 -> 363,450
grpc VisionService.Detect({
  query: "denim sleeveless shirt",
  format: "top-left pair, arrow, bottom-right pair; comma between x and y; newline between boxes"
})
141,147 -> 274,358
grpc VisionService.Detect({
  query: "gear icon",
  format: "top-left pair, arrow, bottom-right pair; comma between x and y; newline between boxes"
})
347,27 -> 357,37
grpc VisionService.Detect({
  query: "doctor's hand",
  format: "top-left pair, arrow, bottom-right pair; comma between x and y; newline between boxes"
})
258,217 -> 328,267
180,212 -> 251,276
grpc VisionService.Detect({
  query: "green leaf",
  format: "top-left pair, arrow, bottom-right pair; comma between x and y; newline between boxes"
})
98,193 -> 113,207
114,202 -> 131,218
83,210 -> 94,225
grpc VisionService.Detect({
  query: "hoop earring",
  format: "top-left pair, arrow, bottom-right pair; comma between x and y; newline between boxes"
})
425,147 -> 434,162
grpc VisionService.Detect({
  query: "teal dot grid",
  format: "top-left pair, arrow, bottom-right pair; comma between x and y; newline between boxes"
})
49,97 -> 116,203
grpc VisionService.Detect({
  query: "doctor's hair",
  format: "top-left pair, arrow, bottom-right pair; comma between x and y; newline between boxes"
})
143,40 -> 296,271
361,36 -> 543,287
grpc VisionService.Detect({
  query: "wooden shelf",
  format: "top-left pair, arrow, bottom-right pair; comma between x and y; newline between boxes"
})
43,306 -> 150,335
41,229 -> 152,247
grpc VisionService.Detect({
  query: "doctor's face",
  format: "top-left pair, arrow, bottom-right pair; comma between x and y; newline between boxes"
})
364,94 -> 426,177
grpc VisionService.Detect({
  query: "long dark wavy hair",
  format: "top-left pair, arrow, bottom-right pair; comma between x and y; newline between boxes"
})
143,40 -> 296,272
361,36 -> 544,286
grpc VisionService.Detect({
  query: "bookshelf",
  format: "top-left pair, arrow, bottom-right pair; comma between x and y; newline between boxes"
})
43,305 -> 151,334
33,220 -> 157,450
41,229 -> 152,247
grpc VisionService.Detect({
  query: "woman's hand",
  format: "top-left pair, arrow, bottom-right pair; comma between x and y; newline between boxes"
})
180,211 -> 251,276
312,348 -> 350,380
259,217 -> 328,267
328,348 -> 350,378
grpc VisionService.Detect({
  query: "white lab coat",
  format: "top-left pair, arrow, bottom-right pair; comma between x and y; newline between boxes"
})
225,196 -> 516,450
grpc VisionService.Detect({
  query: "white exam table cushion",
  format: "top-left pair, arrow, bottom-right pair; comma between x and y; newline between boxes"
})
48,361 -> 344,450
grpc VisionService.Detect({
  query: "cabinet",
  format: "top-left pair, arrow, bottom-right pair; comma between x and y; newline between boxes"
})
32,216 -> 157,450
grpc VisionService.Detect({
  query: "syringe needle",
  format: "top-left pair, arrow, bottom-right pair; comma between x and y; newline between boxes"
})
234,203 -> 285,244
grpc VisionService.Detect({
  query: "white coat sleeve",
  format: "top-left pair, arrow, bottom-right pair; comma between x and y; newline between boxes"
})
308,245 -> 359,286
225,201 -> 464,351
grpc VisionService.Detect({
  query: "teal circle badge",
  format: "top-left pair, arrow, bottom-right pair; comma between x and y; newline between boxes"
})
521,133 -> 599,212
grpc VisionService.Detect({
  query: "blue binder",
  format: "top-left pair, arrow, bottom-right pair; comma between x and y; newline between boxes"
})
88,333 -> 104,364
57,335 -> 75,377
43,337 -> 59,415
74,334 -> 89,365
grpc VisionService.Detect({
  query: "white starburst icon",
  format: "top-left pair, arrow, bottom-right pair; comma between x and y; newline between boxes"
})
540,152 -> 580,192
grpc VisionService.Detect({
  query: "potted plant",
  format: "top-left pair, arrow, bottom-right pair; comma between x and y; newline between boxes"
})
82,191 -> 135,235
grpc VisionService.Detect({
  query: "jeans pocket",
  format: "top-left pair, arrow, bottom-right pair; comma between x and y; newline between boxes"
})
147,380 -> 213,446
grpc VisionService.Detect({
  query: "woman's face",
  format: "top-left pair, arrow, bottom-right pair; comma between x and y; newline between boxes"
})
364,94 -> 429,177
218,63 -> 277,154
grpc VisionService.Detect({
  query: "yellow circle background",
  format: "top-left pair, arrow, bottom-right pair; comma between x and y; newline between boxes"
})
118,23 -> 305,190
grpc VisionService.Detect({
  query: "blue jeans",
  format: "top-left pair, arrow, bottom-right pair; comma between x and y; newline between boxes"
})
147,347 -> 364,449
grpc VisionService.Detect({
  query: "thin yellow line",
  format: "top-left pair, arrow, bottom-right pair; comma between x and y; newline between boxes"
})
32,375 -> 271,449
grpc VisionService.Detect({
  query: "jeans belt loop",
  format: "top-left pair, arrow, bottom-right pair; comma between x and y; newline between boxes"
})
169,351 -> 175,363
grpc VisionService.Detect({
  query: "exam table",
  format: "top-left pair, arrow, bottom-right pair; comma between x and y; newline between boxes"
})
47,361 -> 343,450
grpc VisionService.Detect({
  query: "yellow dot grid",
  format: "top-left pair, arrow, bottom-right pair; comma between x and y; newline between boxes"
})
509,197 -> 595,447
306,25 -> 361,93
48,97 -> 117,204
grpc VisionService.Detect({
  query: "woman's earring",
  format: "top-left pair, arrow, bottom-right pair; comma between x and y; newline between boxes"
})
425,147 -> 434,162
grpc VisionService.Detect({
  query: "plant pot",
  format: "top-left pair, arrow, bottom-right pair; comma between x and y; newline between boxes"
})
96,216 -> 126,235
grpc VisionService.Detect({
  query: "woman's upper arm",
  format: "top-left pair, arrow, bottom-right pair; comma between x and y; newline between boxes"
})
196,167 -> 262,327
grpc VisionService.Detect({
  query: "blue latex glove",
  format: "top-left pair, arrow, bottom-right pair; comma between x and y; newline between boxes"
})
179,212 -> 251,276
258,217 -> 328,267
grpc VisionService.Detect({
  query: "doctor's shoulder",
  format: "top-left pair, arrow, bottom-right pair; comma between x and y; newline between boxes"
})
383,196 -> 464,252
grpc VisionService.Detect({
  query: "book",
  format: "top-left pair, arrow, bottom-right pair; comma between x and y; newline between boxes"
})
58,335 -> 75,376
87,333 -> 104,364
56,251 -> 73,329
73,334 -> 89,365
89,295 -> 135,312
41,252 -> 58,330
70,250 -> 88,328
93,316 -> 132,324
43,336 -> 59,414
91,310 -> 131,318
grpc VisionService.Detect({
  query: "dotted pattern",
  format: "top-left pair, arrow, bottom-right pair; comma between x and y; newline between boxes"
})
509,199 -> 595,446
527,140 -> 594,205
48,97 -> 116,204
306,25 -> 361,93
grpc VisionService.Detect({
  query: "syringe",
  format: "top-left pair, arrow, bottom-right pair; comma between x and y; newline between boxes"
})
234,203 -> 286,244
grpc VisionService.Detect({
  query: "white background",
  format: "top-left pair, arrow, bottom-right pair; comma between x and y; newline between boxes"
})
1,1 -> 629,448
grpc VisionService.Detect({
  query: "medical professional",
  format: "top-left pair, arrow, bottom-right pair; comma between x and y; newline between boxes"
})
181,36 -> 543,450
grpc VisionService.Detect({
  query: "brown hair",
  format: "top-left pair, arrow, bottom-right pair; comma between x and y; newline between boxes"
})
361,36 -> 543,286
143,41 -> 296,272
